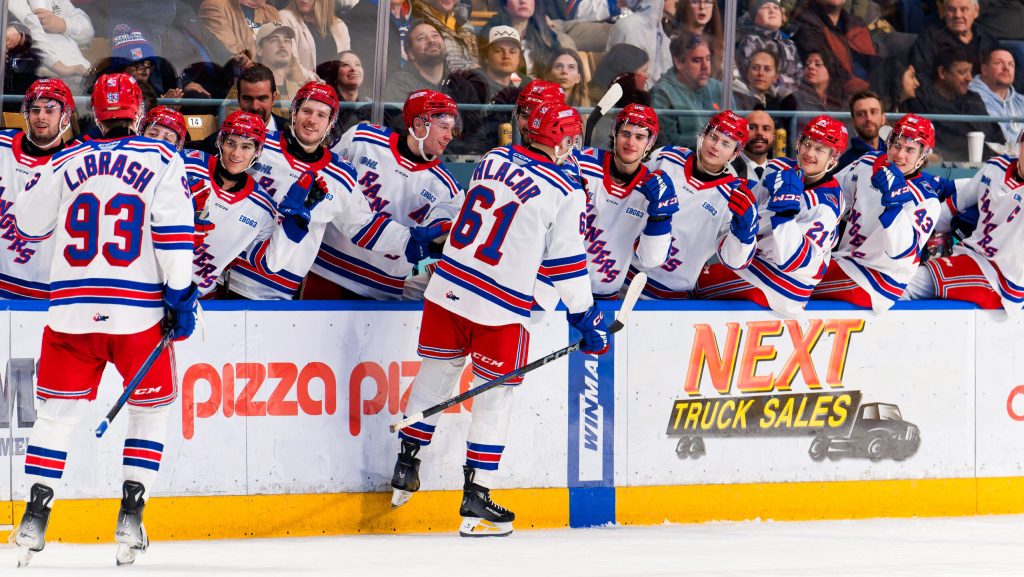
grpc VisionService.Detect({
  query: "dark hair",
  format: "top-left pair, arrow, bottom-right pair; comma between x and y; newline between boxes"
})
934,47 -> 973,80
594,43 -> 649,87
747,48 -> 778,71
669,30 -> 710,62
803,50 -> 847,108
316,52 -> 363,99
546,48 -> 591,107
848,90 -> 883,114
236,63 -> 277,97
982,47 -> 1014,66
403,19 -> 443,55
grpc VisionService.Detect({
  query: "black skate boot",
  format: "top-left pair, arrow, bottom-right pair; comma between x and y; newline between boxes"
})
390,440 -> 421,508
114,481 -> 149,566
458,466 -> 514,537
12,483 -> 54,567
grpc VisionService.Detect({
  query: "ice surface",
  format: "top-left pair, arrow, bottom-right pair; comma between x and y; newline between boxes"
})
1,515 -> 1022,576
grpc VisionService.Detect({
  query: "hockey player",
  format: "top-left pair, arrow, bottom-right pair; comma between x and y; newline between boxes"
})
576,103 -> 678,298
303,90 -> 463,299
693,115 -> 848,316
903,129 -> 1024,312
0,78 -> 75,300
812,113 -> 946,311
10,73 -> 197,566
140,106 -> 188,151
389,102 -> 609,537
227,81 -> 446,299
631,110 -> 759,299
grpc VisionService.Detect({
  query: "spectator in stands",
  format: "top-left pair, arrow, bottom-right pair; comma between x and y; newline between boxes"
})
875,58 -> 920,114
542,0 -> 614,52
650,31 -> 721,148
317,51 -> 371,136
968,48 -> 1024,147
730,108 -> 775,180
907,47 -> 1005,160
591,42 -> 649,105
109,0 -> 217,79
411,0 -> 478,71
200,0 -> 282,66
109,26 -> 183,99
976,0 -> 1024,91
254,22 -> 317,104
791,0 -> 876,94
347,0 -> 412,90
190,63 -> 290,154
910,0 -> 997,86
792,50 -> 846,118
606,0 -> 672,91
676,0 -> 724,77
836,90 -> 887,170
279,0 -> 350,71
4,23 -> 42,110
385,20 -> 452,100
732,49 -> 797,111
478,25 -> 532,99
546,48 -> 590,107
9,0 -> 92,81
736,0 -> 802,97
480,0 -> 566,78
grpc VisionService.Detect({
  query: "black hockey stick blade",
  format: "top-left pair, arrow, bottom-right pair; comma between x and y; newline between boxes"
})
388,273 -> 648,433
583,83 -> 624,147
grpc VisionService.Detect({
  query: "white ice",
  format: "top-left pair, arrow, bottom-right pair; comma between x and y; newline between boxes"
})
2,515 -> 1022,576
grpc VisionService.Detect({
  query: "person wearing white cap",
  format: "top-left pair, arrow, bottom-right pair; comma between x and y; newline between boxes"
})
254,21 -> 317,105
480,25 -> 531,95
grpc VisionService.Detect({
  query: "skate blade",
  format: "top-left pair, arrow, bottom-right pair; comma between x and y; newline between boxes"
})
391,489 -> 414,508
458,517 -> 513,537
116,543 -> 140,566
17,546 -> 34,568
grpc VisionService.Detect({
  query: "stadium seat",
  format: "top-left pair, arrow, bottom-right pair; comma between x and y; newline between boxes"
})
3,112 -> 26,131
185,115 -> 216,141
81,38 -> 112,66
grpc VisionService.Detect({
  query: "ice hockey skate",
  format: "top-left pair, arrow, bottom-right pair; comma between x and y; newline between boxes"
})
114,481 -> 149,566
458,466 -> 514,537
12,483 -> 54,567
390,440 -> 422,508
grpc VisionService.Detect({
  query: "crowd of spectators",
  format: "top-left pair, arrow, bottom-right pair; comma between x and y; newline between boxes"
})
1,0 -> 1022,161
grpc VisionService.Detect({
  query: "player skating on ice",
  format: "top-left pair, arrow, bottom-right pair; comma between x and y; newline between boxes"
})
10,73 -> 197,566
0,78 -> 76,300
576,103 -> 678,298
812,113 -> 948,310
693,115 -> 848,315
390,102 -> 609,537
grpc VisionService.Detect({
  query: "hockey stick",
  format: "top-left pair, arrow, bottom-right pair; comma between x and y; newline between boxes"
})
583,83 -> 623,147
95,334 -> 172,438
388,273 -> 648,434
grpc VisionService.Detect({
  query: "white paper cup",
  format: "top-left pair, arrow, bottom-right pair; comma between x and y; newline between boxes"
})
967,131 -> 985,163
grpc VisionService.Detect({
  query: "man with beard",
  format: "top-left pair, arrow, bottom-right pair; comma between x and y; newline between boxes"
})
191,64 -> 290,155
836,91 -> 887,171
0,78 -> 75,300
731,109 -> 775,182
385,21 -> 451,102
254,22 -> 315,105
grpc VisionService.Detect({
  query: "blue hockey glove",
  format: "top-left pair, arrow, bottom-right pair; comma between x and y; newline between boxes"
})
728,185 -> 759,244
638,170 -> 678,236
162,284 -> 199,341
764,169 -> 804,227
279,171 -> 327,241
567,305 -> 610,355
872,164 -> 914,227
404,220 -> 451,264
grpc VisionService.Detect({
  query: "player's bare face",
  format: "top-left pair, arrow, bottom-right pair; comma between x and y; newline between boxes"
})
142,125 -> 180,148
27,98 -> 62,144
797,138 -> 833,177
698,129 -> 738,172
615,124 -> 651,166
888,136 -> 924,175
220,135 -> 258,174
293,101 -> 332,146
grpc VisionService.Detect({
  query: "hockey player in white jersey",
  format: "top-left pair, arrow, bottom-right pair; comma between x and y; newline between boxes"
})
904,129 -> 1024,312
303,89 -> 463,299
389,102 -> 609,537
0,78 -> 76,300
576,103 -> 678,298
140,105 -> 188,151
693,115 -> 848,315
631,110 -> 759,299
10,73 -> 197,567
812,113 -> 948,311
228,81 -> 446,299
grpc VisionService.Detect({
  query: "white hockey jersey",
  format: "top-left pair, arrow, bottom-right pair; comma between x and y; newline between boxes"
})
636,145 -> 755,299
232,131 -> 411,300
832,153 -> 946,311
316,123 -> 463,299
13,136 -> 193,334
576,149 -> 671,298
941,155 -> 1024,310
738,158 -> 843,315
0,130 -> 56,299
425,145 -> 593,326
182,150 -> 283,296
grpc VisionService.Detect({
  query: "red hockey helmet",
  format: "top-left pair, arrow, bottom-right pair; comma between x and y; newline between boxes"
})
91,73 -> 143,123
291,81 -> 340,126
22,78 -> 74,116
142,105 -> 187,146
515,79 -> 565,118
402,89 -> 459,130
801,114 -> 849,155
889,113 -> 936,150
703,110 -> 750,147
219,110 -> 268,149
614,103 -> 659,143
527,102 -> 583,151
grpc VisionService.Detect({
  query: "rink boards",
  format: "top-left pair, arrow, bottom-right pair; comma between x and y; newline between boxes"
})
2,300 -> 1024,541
